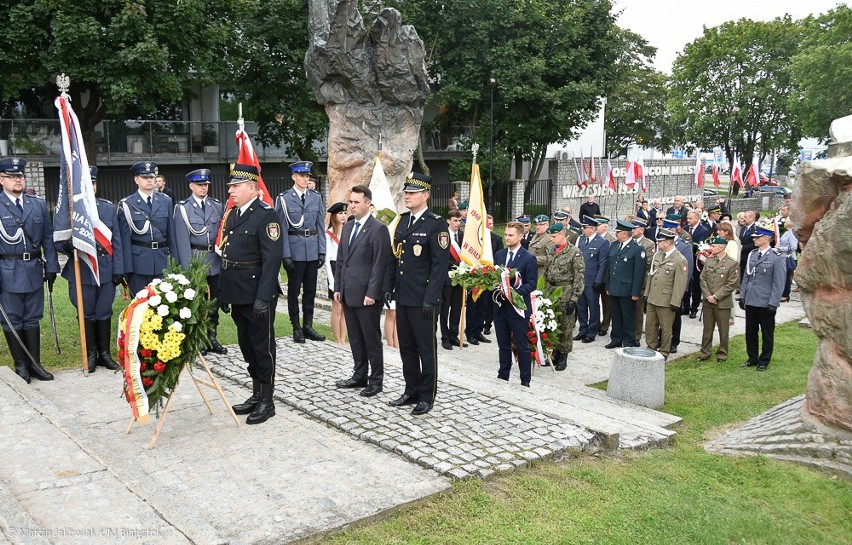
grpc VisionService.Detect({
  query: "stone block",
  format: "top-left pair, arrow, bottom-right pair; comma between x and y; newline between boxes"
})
606,347 -> 666,409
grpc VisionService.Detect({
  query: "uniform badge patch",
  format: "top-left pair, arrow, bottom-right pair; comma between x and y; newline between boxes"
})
438,232 -> 449,250
413,244 -> 423,256
640,252 -> 646,258
267,223 -> 280,241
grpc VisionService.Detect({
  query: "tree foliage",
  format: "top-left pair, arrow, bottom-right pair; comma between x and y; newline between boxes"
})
604,28 -> 673,157
669,17 -> 802,177
788,6 -> 852,139
389,0 -> 618,184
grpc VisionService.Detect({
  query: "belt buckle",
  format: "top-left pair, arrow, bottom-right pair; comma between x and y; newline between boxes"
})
207,245 -> 214,252
151,242 -> 159,250
22,252 -> 31,261
303,230 -> 311,236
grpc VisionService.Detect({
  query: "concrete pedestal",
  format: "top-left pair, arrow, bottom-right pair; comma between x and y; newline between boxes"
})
606,347 -> 666,409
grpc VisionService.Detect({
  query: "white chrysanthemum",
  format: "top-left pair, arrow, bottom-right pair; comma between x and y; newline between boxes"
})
157,304 -> 170,317
165,291 -> 178,303
150,278 -> 162,286
159,281 -> 174,293
179,307 -> 192,319
169,321 -> 183,333
169,273 -> 190,286
136,289 -> 149,299
147,295 -> 162,307
183,288 -> 196,300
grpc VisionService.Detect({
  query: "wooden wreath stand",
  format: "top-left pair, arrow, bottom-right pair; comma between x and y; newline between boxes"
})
126,352 -> 241,449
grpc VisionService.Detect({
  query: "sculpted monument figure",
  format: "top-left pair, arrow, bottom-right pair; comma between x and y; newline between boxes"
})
306,0 -> 430,209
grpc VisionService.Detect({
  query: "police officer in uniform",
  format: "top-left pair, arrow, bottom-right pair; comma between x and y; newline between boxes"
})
173,168 -> 227,355
644,228 -> 688,359
518,215 -> 534,249
738,223 -> 786,371
631,217 -> 655,347
527,214 -> 551,272
697,236 -> 739,362
56,166 -> 124,373
553,210 -> 579,245
605,220 -> 647,349
384,173 -> 449,416
574,216 -> 609,343
117,161 -> 177,295
542,223 -> 584,371
276,161 -> 326,343
0,158 -> 58,382
219,163 -> 283,424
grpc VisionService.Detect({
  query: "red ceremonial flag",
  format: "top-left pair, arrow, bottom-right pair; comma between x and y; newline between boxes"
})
694,154 -> 703,188
712,156 -> 720,187
606,158 -> 616,191
624,158 -> 636,188
730,155 -> 744,189
579,148 -> 589,188
572,154 -> 584,188
746,157 -> 760,187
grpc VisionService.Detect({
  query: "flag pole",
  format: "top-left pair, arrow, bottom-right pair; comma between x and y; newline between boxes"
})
459,143 -> 480,349
57,74 -> 89,376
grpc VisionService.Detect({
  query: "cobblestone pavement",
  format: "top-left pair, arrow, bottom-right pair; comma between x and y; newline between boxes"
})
206,340 -> 599,481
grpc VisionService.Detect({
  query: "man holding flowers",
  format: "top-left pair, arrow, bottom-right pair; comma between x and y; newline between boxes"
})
542,223 -> 585,371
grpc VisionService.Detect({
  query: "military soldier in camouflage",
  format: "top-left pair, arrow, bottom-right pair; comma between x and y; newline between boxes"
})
527,214 -> 551,273
697,236 -> 739,362
644,228 -> 688,359
542,223 -> 585,371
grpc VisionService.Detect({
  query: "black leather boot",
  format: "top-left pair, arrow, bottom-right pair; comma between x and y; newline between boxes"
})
555,351 -> 568,371
246,383 -> 275,425
4,329 -> 30,383
95,319 -> 119,370
551,350 -> 562,370
207,327 -> 228,355
22,327 -> 53,381
84,320 -> 98,373
232,380 -> 261,415
292,319 -> 305,343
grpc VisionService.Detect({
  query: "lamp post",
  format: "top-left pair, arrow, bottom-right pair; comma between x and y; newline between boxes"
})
488,77 -> 496,214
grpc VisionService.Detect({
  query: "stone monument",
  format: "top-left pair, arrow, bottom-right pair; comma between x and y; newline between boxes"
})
306,0 -> 430,209
706,115 -> 852,478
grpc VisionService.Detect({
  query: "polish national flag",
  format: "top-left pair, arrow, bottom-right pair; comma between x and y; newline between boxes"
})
606,158 -> 616,191
637,156 -> 647,193
624,158 -> 636,188
746,157 -> 760,187
712,156 -> 720,187
730,155 -> 744,189
694,154 -> 703,188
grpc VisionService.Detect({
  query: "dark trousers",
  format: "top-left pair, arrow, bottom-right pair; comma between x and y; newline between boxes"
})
342,303 -> 384,386
745,305 -> 776,367
68,281 -> 115,321
287,260 -> 318,325
495,308 -> 531,384
206,274 -> 221,326
782,269 -> 794,299
483,291 -> 495,330
0,289 -> 44,330
686,269 -> 702,312
464,292 -> 487,339
576,284 -> 600,337
396,304 -> 438,403
128,273 -> 158,297
671,305 -> 683,348
231,297 -> 278,384
440,283 -> 463,341
609,296 -> 635,347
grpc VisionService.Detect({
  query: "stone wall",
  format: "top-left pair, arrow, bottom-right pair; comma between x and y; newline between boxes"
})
24,161 -> 46,197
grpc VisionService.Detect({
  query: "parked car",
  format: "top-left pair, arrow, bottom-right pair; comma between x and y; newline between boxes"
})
759,173 -> 778,186
703,188 -> 718,197
755,185 -> 792,196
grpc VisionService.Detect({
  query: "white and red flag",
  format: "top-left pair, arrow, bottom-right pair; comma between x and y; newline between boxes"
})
746,156 -> 760,187
730,155 -> 744,189
694,153 -> 703,188
572,154 -> 584,188
712,156 -> 720,187
637,156 -> 647,193
606,158 -> 616,191
53,94 -> 112,285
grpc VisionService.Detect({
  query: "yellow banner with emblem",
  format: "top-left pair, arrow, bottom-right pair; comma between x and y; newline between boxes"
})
460,162 -> 493,266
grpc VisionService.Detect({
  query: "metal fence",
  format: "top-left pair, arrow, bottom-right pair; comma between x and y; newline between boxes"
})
522,178 -> 553,218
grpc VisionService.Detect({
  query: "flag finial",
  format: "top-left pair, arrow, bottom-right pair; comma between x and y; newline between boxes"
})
237,102 -> 244,132
56,74 -> 70,99
472,142 -> 480,163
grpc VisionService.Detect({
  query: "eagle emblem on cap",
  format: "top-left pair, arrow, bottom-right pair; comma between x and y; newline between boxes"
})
12,159 -> 19,166
145,162 -> 151,170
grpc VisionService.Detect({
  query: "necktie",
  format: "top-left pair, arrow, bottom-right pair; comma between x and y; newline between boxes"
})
586,236 -> 590,245
15,198 -> 23,215
507,251 -> 514,267
201,199 -> 206,214
409,214 -> 415,228
300,193 -> 305,205
350,221 -> 361,245
455,232 -> 461,246
147,196 -> 152,211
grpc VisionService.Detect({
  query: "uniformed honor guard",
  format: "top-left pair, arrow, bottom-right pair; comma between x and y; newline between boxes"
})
542,223 -> 585,371
527,214 -> 551,271
219,163 -> 283,424
276,161 -> 326,343
0,158 -> 58,382
173,168 -> 227,355
574,216 -> 609,343
383,172 -> 449,416
117,161 -> 177,295
518,215 -> 534,249
56,166 -> 124,373
738,223 -> 786,371
697,236 -> 739,362
644,228 -> 688,359
605,220 -> 647,349
631,217 -> 655,347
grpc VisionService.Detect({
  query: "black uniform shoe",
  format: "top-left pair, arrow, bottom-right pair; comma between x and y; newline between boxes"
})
336,377 -> 367,388
441,339 -> 453,350
757,364 -> 768,372
207,331 -> 228,355
475,334 -> 491,343
451,338 -> 466,348
96,319 -> 120,369
84,320 -> 98,373
670,345 -> 679,354
303,326 -> 326,341
246,383 -> 275,425
483,327 -> 492,335
573,333 -> 584,341
520,381 -> 530,387
389,393 -> 418,407
689,311 -> 697,319
604,342 -> 619,349
582,336 -> 595,343
555,352 -> 568,372
468,337 -> 480,345
360,384 -> 383,397
740,361 -> 758,368
293,327 -> 306,343
411,401 -> 433,416
599,329 -> 608,336
4,329 -> 30,383
233,380 -> 261,415
23,328 -> 53,381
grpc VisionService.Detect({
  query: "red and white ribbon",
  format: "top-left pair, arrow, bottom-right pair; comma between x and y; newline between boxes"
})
499,268 -> 525,318
529,293 -> 546,366
119,286 -> 155,424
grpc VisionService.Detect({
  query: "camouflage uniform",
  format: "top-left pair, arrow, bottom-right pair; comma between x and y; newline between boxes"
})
543,243 -> 585,361
528,232 -> 550,273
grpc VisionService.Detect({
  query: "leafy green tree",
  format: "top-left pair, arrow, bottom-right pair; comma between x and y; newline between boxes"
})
390,0 -> 618,193
604,29 -> 673,157
0,0 -> 234,158
788,6 -> 852,139
669,17 -> 802,193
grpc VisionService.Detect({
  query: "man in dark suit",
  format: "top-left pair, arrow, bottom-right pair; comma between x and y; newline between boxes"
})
384,173 -> 449,416
334,185 -> 391,397
665,195 -> 688,227
493,222 -> 538,386
218,163 -> 283,425
683,210 -> 710,318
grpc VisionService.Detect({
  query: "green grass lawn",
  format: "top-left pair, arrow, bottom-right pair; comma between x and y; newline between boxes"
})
0,276 -> 331,371
316,320 -> 850,545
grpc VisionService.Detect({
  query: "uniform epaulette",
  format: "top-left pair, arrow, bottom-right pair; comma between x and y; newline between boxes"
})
258,201 -> 271,209
426,211 -> 441,220
310,189 -> 320,194
179,197 -> 191,205
96,197 -> 112,204
771,248 -> 781,255
209,197 -> 221,203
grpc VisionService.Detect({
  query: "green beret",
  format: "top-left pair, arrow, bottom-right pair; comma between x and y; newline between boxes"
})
534,214 -> 550,223
708,236 -> 728,245
546,223 -> 564,234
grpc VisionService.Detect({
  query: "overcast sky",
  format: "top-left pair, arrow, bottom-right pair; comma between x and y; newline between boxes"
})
615,0 -> 845,73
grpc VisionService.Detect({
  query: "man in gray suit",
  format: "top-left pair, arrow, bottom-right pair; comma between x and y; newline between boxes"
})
276,161 -> 326,343
333,185 -> 391,397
